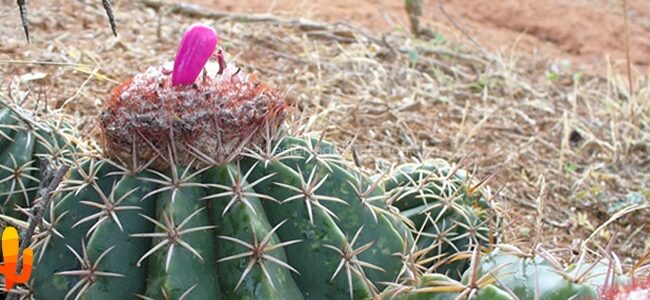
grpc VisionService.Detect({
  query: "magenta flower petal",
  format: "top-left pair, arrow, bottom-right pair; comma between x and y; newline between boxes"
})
172,24 -> 219,86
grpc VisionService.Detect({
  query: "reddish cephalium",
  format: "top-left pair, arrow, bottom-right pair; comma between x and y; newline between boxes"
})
601,275 -> 650,300
100,24 -> 286,168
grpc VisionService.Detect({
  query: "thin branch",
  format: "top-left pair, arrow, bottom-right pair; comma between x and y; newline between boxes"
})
437,0 -> 489,59
16,0 -> 29,43
138,0 -> 328,29
15,0 -> 117,42
103,0 -> 118,37
622,0 -> 634,94
17,161 -> 69,276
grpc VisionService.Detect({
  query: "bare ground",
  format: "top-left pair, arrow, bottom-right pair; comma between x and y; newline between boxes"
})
189,0 -> 650,74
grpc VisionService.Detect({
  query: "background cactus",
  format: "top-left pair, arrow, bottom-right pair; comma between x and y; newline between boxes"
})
0,102 -> 76,219
383,273 -> 513,300
382,243 -> 640,300
382,159 -> 498,279
462,244 -> 599,300
380,246 -> 515,300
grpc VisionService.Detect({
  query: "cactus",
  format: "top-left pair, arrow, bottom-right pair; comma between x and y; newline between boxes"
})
382,159 -> 498,279
383,273 -> 513,300
29,24 -> 413,299
461,245 -> 600,299
380,248 -> 514,300
381,244 -> 638,300
0,102 -> 76,219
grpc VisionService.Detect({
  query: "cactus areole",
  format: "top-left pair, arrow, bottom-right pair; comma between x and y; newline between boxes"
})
100,24 -> 286,168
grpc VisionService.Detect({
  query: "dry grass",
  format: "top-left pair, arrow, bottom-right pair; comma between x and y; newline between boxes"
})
0,0 -> 648,265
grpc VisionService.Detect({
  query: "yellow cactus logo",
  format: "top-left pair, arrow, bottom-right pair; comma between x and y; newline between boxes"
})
0,226 -> 33,291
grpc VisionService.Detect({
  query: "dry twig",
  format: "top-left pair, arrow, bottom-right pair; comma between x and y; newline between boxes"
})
7,161 -> 69,300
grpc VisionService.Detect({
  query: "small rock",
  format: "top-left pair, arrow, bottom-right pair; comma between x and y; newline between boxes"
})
607,192 -> 647,215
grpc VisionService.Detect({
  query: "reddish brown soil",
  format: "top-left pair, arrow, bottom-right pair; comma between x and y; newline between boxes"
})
189,0 -> 650,74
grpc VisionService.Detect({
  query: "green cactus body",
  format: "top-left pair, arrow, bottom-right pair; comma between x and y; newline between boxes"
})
238,136 -> 413,299
31,134 -> 413,299
267,137 -> 411,281
30,159 -> 119,299
461,246 -> 598,300
205,164 -> 303,299
383,160 -> 496,278
28,30 -> 411,296
75,172 -> 158,299
566,260 -> 631,294
142,166 -> 221,299
382,273 -> 513,300
0,106 -> 76,218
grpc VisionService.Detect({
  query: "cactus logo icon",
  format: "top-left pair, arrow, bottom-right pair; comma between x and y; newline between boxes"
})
0,226 -> 33,291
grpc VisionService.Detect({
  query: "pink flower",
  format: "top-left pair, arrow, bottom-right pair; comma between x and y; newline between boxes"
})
172,24 -> 219,86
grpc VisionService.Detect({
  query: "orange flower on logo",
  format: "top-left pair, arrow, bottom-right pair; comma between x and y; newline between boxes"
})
0,227 -> 33,291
